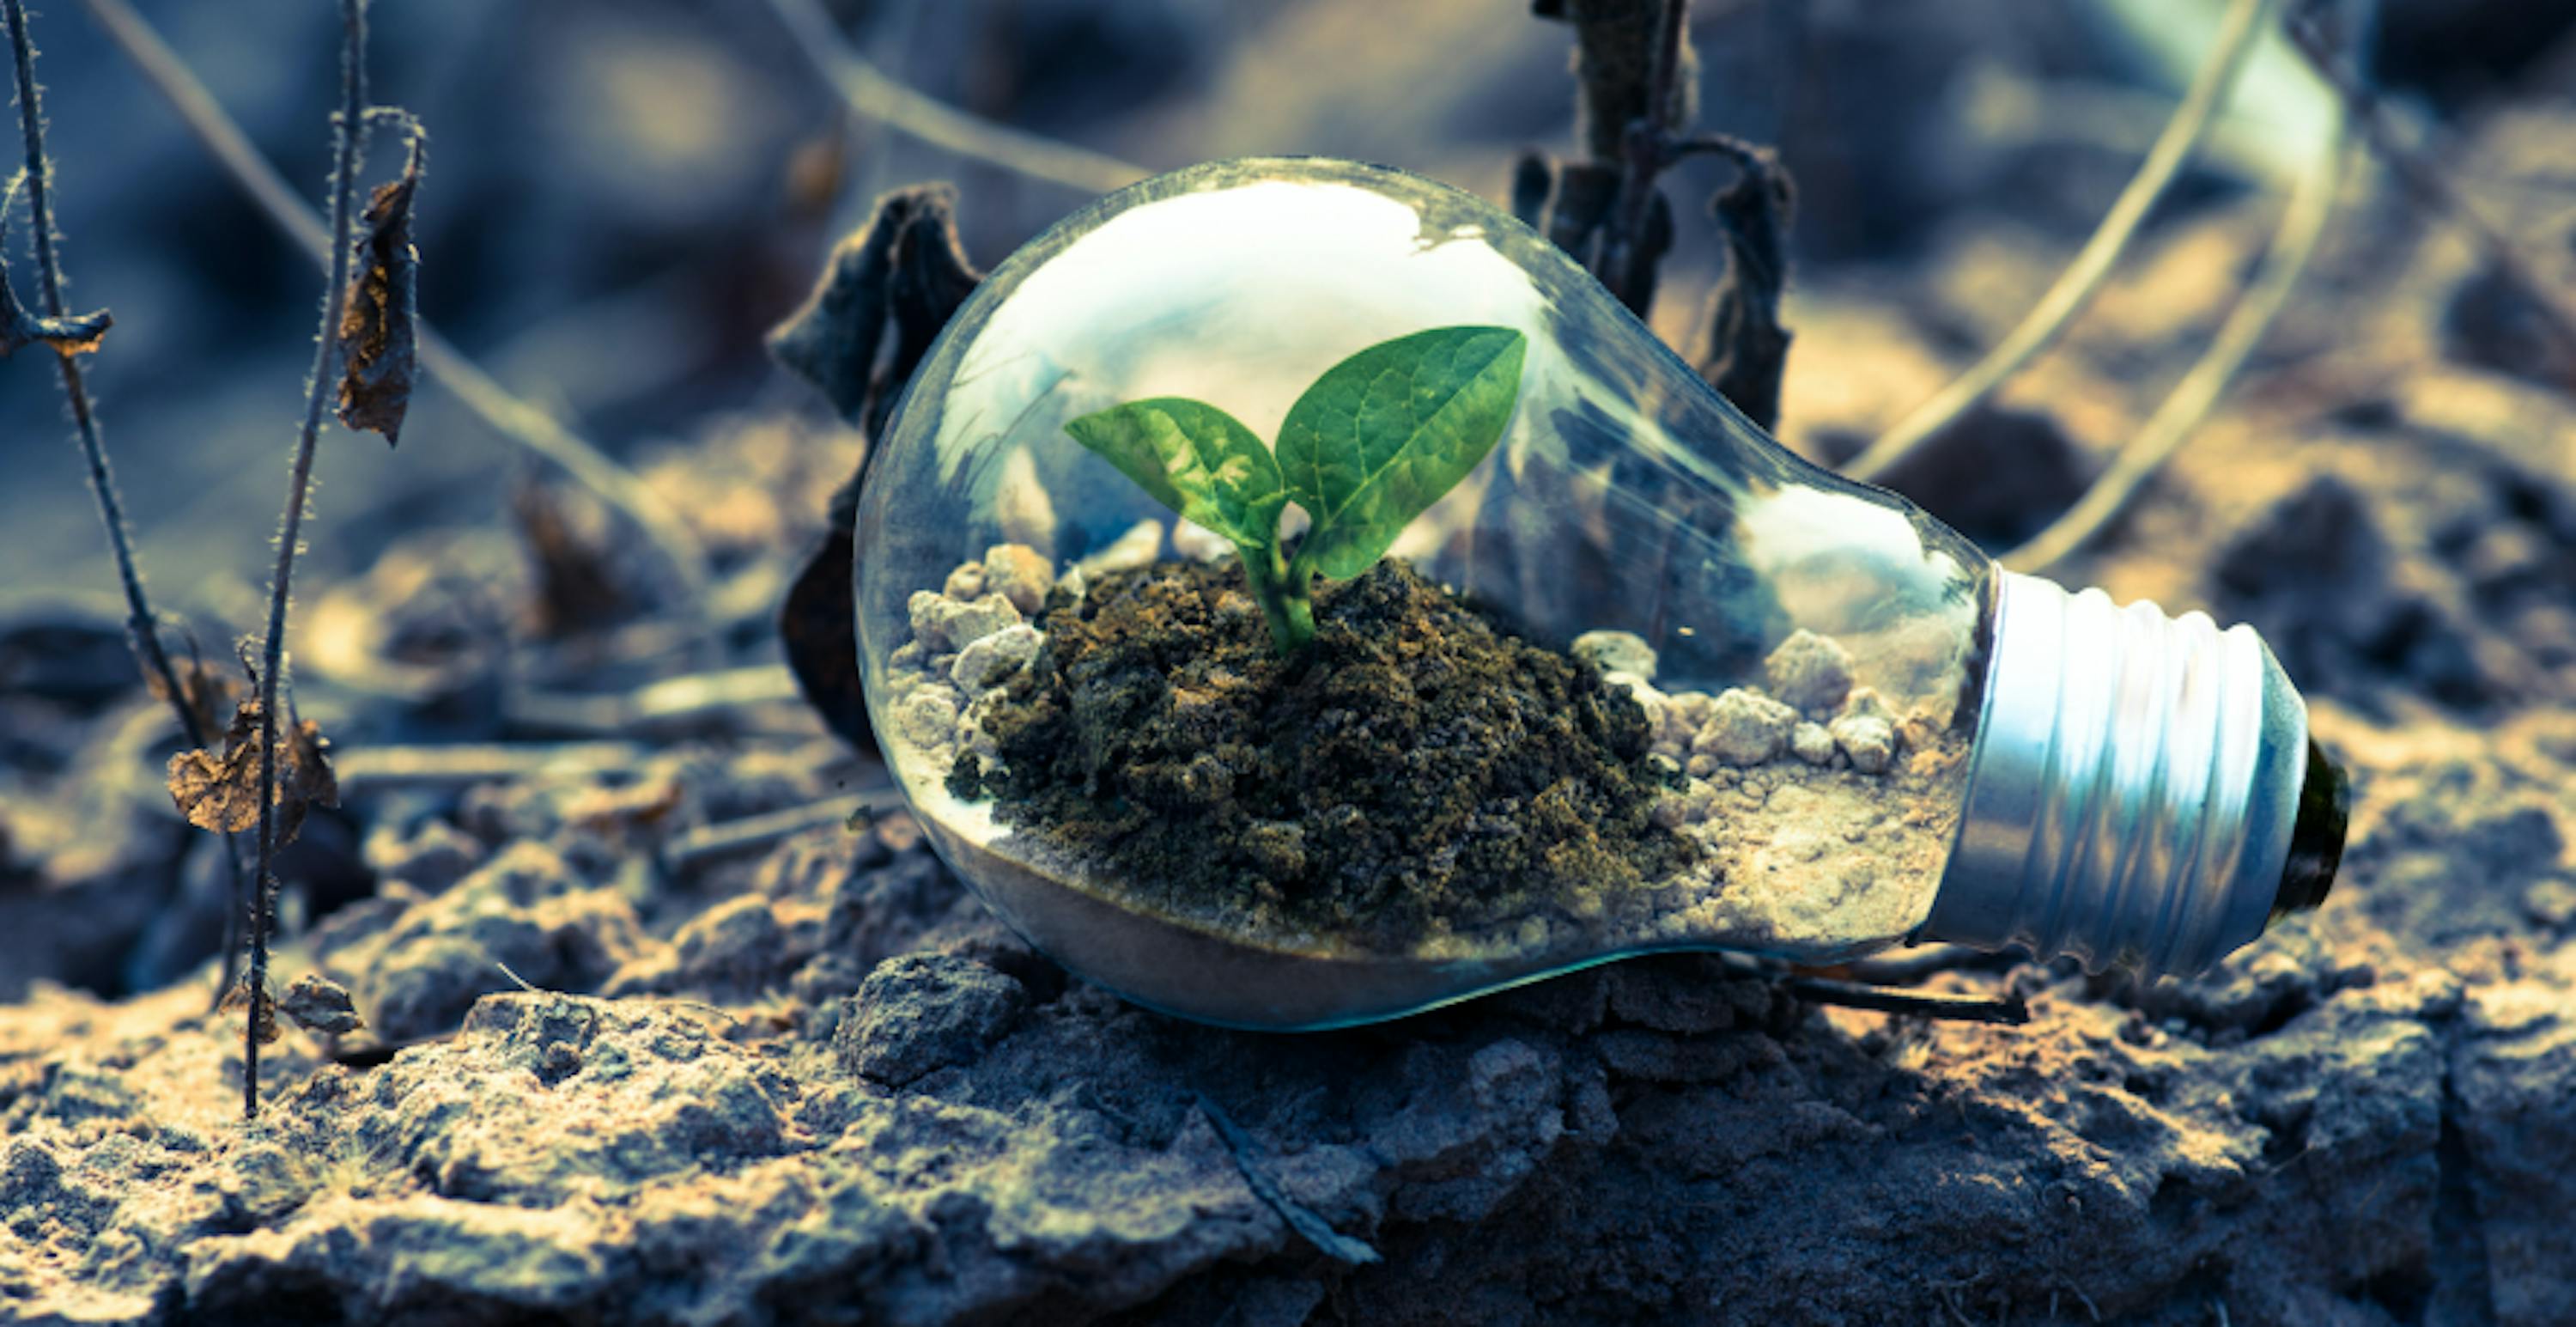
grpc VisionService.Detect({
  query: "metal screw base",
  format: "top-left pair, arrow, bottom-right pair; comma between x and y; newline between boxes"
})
1922,573 -> 2331,976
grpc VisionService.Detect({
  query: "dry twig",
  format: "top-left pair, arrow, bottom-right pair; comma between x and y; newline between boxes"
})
241,0 -> 374,1119
5,0 -> 193,745
2282,8 -> 2576,372
76,0 -> 714,621
2007,109 -> 2345,574
4,0 -> 263,999
756,0 -> 1148,196
659,790 -> 904,874
1844,0 -> 2278,484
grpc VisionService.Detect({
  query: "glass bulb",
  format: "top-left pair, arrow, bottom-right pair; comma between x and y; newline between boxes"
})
854,158 -> 2348,1029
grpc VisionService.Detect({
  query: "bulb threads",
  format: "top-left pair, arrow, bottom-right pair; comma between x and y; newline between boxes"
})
1923,573 -> 2324,976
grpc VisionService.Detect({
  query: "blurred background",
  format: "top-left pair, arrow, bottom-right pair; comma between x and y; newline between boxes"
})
6,0 -> 2565,612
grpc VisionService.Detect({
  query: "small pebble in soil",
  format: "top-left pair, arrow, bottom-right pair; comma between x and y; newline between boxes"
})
952,624 -> 1043,691
909,589 -> 1024,653
983,543 -> 1054,615
1173,520 -> 1234,564
1077,518 -> 1163,577
1693,688 -> 1799,766
1572,630 -> 1658,679
1830,714 -> 1898,774
1765,629 -> 1855,714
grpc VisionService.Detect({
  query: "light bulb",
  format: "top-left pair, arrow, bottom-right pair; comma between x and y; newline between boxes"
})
854,157 -> 2348,1029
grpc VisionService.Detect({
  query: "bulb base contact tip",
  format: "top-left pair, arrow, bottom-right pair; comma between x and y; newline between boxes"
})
2273,739 -> 2347,920
1923,573 -> 2329,977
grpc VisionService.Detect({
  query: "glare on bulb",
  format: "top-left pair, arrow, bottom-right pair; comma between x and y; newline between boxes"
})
854,157 -> 2347,1029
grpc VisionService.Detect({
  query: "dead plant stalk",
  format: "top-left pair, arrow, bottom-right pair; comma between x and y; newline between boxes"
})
4,0 -> 198,746
4,0 -> 264,998
76,0 -> 714,624
1843,0 -> 2278,483
243,0 -> 369,1120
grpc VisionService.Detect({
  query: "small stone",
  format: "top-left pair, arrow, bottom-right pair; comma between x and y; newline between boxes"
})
1172,520 -> 1233,564
942,563 -> 987,600
906,590 -> 951,649
1765,630 -> 1855,714
951,624 -> 1043,691
1686,754 -> 1719,778
889,641 -> 927,670
913,592 -> 1024,652
1652,796 -> 1688,829
2524,877 -> 2576,930
1692,688 -> 1797,766
1790,721 -> 1837,766
891,686 -> 960,748
1830,714 -> 1898,774
1571,630 -> 1657,680
982,544 -> 1054,615
835,953 -> 1027,1087
951,594 -> 1024,649
1077,519 -> 1163,577
1601,670 -> 1665,731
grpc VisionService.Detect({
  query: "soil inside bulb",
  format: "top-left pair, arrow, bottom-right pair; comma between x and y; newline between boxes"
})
884,532 -> 1974,965
942,557 -> 1692,954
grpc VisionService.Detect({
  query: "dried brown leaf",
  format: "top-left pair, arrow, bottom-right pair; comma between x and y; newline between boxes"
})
219,978 -> 281,1045
770,188 -> 982,752
142,644 -> 243,747
166,699 -> 341,845
278,972 -> 365,1037
335,136 -> 422,447
512,478 -> 630,636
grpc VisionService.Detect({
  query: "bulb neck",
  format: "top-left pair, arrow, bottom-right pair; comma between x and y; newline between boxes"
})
1922,572 -> 2341,976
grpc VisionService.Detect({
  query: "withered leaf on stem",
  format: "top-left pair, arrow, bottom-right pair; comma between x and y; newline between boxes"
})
143,641 -> 242,747
335,136 -> 422,446
769,186 -> 983,752
166,698 -> 340,846
218,978 -> 281,1045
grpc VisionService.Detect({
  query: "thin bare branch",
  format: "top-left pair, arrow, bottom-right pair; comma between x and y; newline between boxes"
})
1844,0 -> 2277,484
2283,9 -> 2576,370
659,790 -> 904,874
6,0 -> 259,1001
332,741 -> 657,794
756,0 -> 1148,196
1713,952 -> 2028,1025
76,0 -> 713,620
244,0 -> 371,1120
5,0 -> 194,744
2007,113 -> 2344,575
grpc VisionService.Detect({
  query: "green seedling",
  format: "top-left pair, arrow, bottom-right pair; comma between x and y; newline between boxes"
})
1066,325 -> 1528,654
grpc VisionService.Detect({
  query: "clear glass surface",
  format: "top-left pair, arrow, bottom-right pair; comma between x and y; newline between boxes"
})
856,158 -> 1992,1027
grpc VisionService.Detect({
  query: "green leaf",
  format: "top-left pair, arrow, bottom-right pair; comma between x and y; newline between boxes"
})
1276,326 -> 1527,581
1064,397 -> 1289,551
